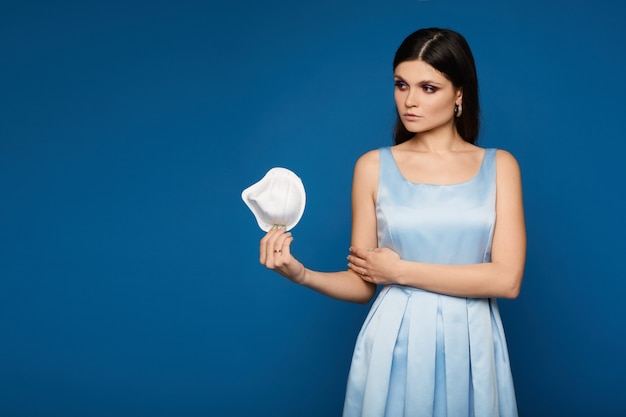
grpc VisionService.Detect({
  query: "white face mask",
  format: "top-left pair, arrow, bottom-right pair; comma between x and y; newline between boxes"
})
241,167 -> 306,232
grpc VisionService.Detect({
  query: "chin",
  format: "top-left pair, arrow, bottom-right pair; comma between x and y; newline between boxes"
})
403,125 -> 429,134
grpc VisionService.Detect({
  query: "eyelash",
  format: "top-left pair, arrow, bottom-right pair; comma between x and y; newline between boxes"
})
394,81 -> 408,90
394,81 -> 438,93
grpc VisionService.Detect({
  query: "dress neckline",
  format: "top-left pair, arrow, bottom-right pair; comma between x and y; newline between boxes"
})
386,147 -> 489,187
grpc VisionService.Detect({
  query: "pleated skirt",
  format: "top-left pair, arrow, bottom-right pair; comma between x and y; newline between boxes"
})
342,285 -> 518,417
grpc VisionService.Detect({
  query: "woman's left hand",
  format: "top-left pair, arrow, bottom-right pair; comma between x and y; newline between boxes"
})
347,247 -> 402,285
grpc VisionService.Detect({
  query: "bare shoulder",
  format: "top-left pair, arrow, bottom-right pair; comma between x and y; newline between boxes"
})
495,149 -> 523,202
495,149 -> 522,177
352,149 -> 380,195
353,149 -> 380,177
355,148 -> 380,167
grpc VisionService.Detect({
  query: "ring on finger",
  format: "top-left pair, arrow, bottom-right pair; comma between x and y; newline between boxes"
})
273,249 -> 282,253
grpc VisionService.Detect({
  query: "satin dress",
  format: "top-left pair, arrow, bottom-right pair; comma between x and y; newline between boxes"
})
342,147 -> 517,417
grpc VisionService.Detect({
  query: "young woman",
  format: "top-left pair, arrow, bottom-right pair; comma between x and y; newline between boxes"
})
260,28 -> 525,417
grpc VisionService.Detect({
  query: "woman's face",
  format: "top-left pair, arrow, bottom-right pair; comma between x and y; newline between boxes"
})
393,59 -> 462,135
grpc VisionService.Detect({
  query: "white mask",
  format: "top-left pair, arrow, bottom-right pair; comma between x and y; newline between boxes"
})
241,167 -> 306,232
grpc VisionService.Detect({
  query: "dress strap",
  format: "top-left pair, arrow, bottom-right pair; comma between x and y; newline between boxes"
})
478,148 -> 497,188
378,146 -> 401,183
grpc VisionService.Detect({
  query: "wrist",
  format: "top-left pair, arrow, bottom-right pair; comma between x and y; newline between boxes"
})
293,264 -> 307,285
395,260 -> 411,286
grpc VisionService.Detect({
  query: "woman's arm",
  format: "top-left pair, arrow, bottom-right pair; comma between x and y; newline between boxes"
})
347,150 -> 526,299
259,150 -> 380,304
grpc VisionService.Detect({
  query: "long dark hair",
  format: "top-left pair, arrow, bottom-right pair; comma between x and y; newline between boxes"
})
392,28 -> 480,145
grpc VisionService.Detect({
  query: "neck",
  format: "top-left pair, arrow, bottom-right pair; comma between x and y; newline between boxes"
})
405,125 -> 467,153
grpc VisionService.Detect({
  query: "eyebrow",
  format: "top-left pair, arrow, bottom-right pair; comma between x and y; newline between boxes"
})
393,75 -> 443,86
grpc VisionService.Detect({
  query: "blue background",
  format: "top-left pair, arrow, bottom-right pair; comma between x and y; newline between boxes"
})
1,0 -> 625,416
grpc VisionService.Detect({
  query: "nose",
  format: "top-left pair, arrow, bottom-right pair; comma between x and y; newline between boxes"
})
404,88 -> 418,108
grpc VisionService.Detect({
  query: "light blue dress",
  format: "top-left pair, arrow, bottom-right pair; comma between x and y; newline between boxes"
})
342,147 -> 518,417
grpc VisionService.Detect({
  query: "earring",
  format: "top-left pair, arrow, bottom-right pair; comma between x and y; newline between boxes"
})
454,103 -> 463,118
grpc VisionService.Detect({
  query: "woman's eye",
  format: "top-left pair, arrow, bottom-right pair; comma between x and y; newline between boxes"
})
394,81 -> 408,90
421,84 -> 438,93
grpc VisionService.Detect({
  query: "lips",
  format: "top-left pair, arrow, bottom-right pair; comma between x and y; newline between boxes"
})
403,113 -> 422,121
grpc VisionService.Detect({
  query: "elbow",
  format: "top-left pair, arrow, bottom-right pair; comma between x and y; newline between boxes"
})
352,283 -> 377,304
501,272 -> 523,299
503,284 -> 521,299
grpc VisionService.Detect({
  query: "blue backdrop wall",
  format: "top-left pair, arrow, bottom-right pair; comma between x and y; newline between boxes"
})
1,0 -> 625,416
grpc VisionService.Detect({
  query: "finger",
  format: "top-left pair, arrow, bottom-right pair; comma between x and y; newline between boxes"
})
266,229 -> 285,265
272,231 -> 292,258
359,273 -> 373,283
260,229 -> 275,264
347,253 -> 367,268
357,270 -> 371,282
260,227 -> 283,265
277,232 -> 293,255
350,246 -> 375,258
347,260 -> 367,277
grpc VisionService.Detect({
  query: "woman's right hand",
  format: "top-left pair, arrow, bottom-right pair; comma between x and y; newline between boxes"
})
260,226 -> 306,284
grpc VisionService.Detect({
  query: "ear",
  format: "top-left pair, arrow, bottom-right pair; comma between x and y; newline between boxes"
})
455,87 -> 463,105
